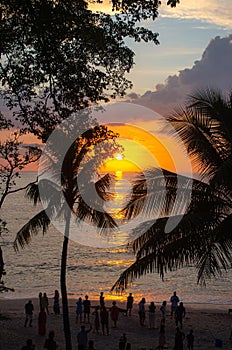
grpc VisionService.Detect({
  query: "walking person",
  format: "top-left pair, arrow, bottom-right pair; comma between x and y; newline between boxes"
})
138,297 -> 146,326
24,300 -> 34,327
77,324 -> 92,350
83,295 -> 91,323
53,290 -> 60,315
126,293 -> 134,316
148,301 -> 156,329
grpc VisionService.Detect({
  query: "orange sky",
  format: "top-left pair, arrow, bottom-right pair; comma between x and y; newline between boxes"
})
1,121 -> 191,175
100,123 -> 176,173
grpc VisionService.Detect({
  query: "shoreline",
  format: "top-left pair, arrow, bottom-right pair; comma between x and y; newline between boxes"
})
1,297 -> 232,349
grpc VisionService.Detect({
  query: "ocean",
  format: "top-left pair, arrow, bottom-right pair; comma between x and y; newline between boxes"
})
1,172 -> 232,305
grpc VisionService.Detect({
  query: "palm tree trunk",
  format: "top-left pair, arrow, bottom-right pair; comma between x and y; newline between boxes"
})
61,210 -> 72,350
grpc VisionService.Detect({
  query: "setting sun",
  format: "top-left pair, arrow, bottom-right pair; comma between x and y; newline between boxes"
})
115,153 -> 123,161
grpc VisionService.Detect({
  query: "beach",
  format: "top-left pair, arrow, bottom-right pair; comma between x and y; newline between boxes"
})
0,297 -> 232,350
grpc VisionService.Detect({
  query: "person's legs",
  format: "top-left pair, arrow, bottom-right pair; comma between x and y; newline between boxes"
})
102,323 -> 105,335
24,315 -> 28,327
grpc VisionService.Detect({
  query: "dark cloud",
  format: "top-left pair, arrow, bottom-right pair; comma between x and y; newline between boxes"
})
129,35 -> 232,115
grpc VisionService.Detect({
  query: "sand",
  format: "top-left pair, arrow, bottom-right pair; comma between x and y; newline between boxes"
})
0,297 -> 232,350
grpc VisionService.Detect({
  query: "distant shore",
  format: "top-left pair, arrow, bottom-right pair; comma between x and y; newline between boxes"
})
1,297 -> 232,349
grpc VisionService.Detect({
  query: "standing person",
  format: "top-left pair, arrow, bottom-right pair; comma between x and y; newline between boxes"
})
157,323 -> 165,349
21,339 -> 35,350
24,300 -> 34,327
53,290 -> 60,315
126,293 -> 134,316
148,301 -> 156,329
42,292 -> 49,315
44,330 -> 58,349
138,297 -> 146,326
187,329 -> 194,350
175,302 -> 185,329
77,325 -> 92,350
92,305 -> 100,334
119,333 -> 127,350
174,327 -> 185,350
110,301 -> 119,328
39,292 -> 43,312
160,301 -> 167,321
100,305 -> 109,335
99,292 -> 105,308
38,308 -> 47,336
170,291 -> 179,318
83,295 -> 91,323
76,297 -> 83,324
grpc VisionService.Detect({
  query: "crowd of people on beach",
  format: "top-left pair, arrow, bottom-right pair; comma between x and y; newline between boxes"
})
21,290 -> 195,350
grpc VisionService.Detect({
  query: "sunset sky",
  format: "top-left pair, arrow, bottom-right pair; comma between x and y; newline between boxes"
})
2,1 -> 232,176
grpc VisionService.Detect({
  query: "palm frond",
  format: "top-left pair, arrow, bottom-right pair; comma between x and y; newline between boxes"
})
121,168 -> 193,220
14,210 -> 50,251
167,108 -> 223,177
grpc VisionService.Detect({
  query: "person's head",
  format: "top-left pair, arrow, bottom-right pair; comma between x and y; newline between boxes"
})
151,301 -> 155,306
48,330 -> 55,339
44,292 -> 47,297
163,301 -> 167,306
129,293 -> 132,296
79,297 -> 82,302
112,301 -> 116,305
39,292 -> 42,297
100,291 -> 103,296
174,291 -> 176,296
26,339 -> 33,346
141,297 -> 145,303
55,290 -> 59,296
28,300 -> 32,304
85,295 -> 88,300
180,302 -> 183,306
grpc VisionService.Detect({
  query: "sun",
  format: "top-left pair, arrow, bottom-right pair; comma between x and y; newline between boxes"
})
115,153 -> 123,161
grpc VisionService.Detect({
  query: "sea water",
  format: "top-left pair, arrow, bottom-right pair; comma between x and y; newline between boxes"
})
1,172 -> 232,305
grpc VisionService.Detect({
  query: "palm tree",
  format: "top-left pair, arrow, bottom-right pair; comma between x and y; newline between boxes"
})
14,124 -> 119,350
112,88 -> 232,291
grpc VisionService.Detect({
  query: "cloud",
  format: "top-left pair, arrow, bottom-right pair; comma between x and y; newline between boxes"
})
129,35 -> 232,115
160,0 -> 232,29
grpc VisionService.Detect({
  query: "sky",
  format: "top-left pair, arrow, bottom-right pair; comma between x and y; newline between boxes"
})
98,1 -> 232,175
125,1 -> 232,96
2,0 -> 232,175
